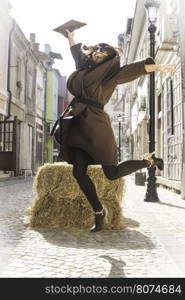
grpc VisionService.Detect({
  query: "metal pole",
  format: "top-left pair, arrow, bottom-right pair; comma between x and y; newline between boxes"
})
118,120 -> 121,162
144,22 -> 160,202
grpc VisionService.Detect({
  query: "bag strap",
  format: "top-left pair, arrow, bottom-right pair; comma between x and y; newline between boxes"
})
50,98 -> 76,136
50,119 -> 59,137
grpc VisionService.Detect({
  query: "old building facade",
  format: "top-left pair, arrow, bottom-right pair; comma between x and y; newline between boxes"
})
124,0 -> 184,194
34,60 -> 46,171
46,68 -> 61,163
0,0 -> 13,176
0,1 -> 64,176
105,21 -> 133,162
0,0 -> 11,119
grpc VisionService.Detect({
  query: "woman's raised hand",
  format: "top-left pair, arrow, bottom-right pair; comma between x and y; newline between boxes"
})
65,29 -> 74,39
65,30 -> 76,47
158,64 -> 176,73
145,64 -> 177,74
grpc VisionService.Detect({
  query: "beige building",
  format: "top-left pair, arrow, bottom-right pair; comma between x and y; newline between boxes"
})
29,35 -> 47,171
0,13 -> 47,175
9,21 -> 39,173
0,2 -> 64,176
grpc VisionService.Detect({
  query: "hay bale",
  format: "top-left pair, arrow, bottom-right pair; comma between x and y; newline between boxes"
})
28,162 -> 125,230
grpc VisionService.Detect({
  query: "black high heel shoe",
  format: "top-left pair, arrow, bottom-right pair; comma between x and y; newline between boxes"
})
143,152 -> 164,171
90,208 -> 106,232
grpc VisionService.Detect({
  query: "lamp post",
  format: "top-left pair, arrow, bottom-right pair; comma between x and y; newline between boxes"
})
118,114 -> 122,162
144,0 -> 160,202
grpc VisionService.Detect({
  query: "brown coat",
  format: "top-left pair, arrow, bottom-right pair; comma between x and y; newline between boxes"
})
63,43 -> 154,165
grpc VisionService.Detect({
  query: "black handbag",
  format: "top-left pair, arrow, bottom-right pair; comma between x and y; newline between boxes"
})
53,115 -> 74,145
50,99 -> 76,145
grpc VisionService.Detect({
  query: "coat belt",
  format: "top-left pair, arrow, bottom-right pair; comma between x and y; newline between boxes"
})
50,97 -> 104,137
76,98 -> 104,110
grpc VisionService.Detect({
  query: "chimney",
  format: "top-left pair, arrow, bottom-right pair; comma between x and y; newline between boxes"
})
44,44 -> 51,54
30,33 -> 36,43
33,43 -> 40,52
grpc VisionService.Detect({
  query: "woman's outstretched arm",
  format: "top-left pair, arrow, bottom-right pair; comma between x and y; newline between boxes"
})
110,57 -> 176,85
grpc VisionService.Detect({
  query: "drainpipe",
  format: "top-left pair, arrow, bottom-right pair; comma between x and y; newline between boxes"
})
5,19 -> 15,121
24,52 -> 28,106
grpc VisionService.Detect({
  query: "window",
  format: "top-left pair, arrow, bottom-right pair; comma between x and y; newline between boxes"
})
28,72 -> 33,99
0,122 -> 13,152
37,85 -> 43,109
14,57 -> 22,99
16,57 -> 21,81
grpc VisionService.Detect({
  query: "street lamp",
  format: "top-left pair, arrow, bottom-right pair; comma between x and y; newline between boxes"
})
144,0 -> 160,202
118,114 -> 122,162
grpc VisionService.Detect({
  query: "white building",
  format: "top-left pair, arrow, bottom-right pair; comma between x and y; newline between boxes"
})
34,60 -> 46,171
0,0 -> 12,118
105,22 -> 133,161
125,0 -> 184,194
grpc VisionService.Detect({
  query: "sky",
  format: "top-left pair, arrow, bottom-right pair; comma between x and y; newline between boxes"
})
9,0 -> 136,77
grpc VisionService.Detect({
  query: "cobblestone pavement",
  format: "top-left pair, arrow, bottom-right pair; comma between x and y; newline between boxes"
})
0,175 -> 185,278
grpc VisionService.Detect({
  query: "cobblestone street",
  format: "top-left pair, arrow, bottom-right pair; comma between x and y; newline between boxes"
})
0,175 -> 185,278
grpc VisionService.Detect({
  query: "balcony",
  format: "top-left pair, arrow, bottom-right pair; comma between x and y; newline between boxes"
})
158,14 -> 178,53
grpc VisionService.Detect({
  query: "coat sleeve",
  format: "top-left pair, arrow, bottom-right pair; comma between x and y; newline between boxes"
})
70,43 -> 88,69
111,57 -> 155,84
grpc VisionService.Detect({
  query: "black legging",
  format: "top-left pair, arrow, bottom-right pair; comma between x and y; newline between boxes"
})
72,148 -> 148,212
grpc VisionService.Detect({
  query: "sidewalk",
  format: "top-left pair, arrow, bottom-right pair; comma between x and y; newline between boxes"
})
0,175 -> 185,278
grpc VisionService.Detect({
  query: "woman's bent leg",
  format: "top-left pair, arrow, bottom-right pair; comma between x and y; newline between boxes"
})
102,160 -> 149,180
72,148 -> 103,212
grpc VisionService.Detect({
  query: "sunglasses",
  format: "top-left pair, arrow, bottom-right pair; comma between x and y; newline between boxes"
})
83,44 -> 109,54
